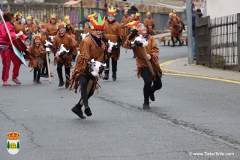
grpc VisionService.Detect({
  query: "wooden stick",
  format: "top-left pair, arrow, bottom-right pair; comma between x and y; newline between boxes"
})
79,79 -> 93,105
30,67 -> 34,72
140,47 -> 156,77
46,52 -> 51,83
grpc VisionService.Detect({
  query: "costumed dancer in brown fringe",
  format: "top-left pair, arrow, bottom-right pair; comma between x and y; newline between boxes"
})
144,11 -> 155,35
24,15 -> 38,43
172,10 -> 185,34
46,13 -> 58,38
70,14 -> 106,119
102,7 -> 122,81
28,33 -> 45,84
64,15 -> 76,35
38,21 -> 52,78
168,12 -> 182,47
52,20 -> 74,88
123,22 -> 162,110
134,12 -> 141,21
120,9 -> 131,44
13,12 -> 27,35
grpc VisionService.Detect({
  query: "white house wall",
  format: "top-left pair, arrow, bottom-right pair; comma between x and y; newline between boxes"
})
207,0 -> 240,18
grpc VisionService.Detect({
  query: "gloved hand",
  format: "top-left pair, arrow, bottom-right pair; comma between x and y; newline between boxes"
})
128,29 -> 138,40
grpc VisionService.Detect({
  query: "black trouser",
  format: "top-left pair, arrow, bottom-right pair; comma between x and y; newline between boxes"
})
77,74 -> 95,108
141,68 -> 162,103
41,58 -> 50,75
104,58 -> 117,74
72,55 -> 76,62
34,67 -> 41,82
171,36 -> 181,46
57,62 -> 70,82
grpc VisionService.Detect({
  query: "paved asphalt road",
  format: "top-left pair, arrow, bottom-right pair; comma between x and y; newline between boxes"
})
1,42 -> 240,159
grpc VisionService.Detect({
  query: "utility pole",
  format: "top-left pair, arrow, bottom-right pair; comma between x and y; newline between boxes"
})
186,0 -> 194,64
204,0 -> 207,16
141,0 -> 143,22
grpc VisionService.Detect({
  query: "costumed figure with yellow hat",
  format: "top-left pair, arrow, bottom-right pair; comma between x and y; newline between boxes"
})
64,15 -> 76,35
24,15 -> 37,43
144,11 -> 155,35
172,10 -> 185,34
52,20 -> 74,88
13,12 -> 27,35
102,6 -> 122,81
28,33 -> 46,84
46,13 -> 58,40
168,12 -> 183,47
69,14 -> 106,119
120,9 -> 131,43
123,22 -> 162,110
38,21 -> 53,78
134,12 -> 141,21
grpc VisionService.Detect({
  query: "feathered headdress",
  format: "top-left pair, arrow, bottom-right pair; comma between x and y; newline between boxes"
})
50,13 -> 56,20
135,12 -> 141,17
38,21 -> 45,29
26,15 -> 32,20
56,20 -> 66,29
146,11 -> 151,15
86,12 -> 97,21
169,12 -> 174,17
89,13 -> 105,31
108,6 -> 117,16
64,15 -> 70,21
14,12 -> 23,19
33,33 -> 41,39
128,21 -> 140,30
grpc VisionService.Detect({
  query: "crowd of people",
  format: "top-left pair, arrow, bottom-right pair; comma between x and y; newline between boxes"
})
0,7 -> 169,118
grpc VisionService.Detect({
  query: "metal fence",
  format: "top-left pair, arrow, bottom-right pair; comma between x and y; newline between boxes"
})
196,14 -> 240,71
0,4 -> 186,30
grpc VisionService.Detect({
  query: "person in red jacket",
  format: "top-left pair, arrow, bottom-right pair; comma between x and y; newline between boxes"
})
0,11 -> 23,86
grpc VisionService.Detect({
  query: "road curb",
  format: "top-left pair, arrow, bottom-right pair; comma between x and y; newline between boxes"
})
160,59 -> 240,84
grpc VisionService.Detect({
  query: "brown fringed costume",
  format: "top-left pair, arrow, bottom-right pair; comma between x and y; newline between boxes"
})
28,45 -> 45,68
13,21 -> 27,34
52,33 -> 74,68
104,20 -> 121,60
123,34 -> 162,80
66,24 -> 76,35
169,16 -> 184,46
144,18 -> 155,35
120,15 -> 131,43
24,23 -> 37,34
69,35 -> 105,93
46,22 -> 57,36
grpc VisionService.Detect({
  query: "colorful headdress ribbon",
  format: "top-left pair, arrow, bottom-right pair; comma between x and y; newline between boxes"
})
56,20 -> 66,29
14,12 -> 23,19
135,12 -> 141,17
26,15 -> 32,20
147,11 -> 151,15
33,33 -> 41,39
86,12 -> 97,21
128,21 -> 140,30
108,6 -> 117,16
50,13 -> 56,20
38,21 -> 45,29
89,13 -> 105,31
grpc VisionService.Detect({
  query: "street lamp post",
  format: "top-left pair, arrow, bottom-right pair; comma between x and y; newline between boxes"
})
141,0 -> 143,22
186,0 -> 194,64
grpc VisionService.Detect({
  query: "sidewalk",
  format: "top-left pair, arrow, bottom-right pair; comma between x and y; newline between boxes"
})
161,57 -> 240,82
